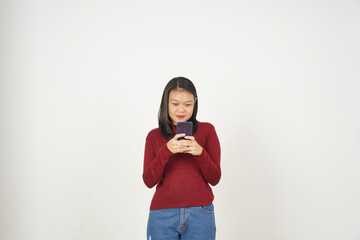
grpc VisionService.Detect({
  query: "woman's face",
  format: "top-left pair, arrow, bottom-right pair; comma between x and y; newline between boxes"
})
168,89 -> 196,125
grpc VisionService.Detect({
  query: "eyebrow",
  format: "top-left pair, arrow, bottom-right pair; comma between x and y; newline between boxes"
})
171,99 -> 194,103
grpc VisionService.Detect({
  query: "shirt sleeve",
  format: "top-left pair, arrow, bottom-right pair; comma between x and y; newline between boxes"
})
194,124 -> 221,186
142,134 -> 173,188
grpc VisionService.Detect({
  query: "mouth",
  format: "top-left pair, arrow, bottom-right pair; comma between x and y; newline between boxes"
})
176,115 -> 186,119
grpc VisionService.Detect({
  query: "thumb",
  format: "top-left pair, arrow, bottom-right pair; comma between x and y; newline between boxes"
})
174,133 -> 186,140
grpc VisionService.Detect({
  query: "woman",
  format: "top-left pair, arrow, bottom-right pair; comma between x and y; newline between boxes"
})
143,77 -> 221,240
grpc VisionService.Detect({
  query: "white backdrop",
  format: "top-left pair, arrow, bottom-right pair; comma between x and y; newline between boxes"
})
1,0 -> 360,239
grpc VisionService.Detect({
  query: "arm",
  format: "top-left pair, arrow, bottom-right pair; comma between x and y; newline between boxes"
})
194,125 -> 221,186
142,135 -> 173,188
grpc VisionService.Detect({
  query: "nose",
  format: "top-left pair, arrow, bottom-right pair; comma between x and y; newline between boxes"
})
177,106 -> 185,113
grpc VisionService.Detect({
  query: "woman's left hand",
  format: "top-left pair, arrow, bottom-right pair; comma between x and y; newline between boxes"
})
177,136 -> 203,156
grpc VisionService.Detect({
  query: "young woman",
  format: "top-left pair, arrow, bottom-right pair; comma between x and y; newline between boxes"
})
143,77 -> 221,240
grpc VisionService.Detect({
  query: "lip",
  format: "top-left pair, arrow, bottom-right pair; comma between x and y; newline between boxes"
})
176,115 -> 185,119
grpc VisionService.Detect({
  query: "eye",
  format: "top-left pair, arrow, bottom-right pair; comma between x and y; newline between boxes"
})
173,103 -> 178,106
186,104 -> 192,107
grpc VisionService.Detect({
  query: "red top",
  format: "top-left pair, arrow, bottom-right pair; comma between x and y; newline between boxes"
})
143,122 -> 221,210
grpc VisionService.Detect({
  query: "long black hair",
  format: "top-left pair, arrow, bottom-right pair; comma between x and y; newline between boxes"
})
158,77 -> 199,140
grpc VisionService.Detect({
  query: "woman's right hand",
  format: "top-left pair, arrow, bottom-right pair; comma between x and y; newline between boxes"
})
167,133 -> 186,154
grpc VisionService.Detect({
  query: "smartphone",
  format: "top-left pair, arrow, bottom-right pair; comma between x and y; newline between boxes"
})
176,121 -> 193,141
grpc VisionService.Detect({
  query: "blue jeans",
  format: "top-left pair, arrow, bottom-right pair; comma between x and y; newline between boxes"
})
147,203 -> 216,240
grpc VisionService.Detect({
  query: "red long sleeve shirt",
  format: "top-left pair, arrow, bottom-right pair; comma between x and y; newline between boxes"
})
143,122 -> 221,210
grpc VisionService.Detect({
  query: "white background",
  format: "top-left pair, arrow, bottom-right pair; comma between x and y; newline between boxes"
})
1,0 -> 360,239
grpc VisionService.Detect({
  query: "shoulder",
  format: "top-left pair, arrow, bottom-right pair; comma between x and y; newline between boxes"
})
196,121 -> 217,137
146,127 -> 163,140
146,128 -> 166,142
197,121 -> 215,130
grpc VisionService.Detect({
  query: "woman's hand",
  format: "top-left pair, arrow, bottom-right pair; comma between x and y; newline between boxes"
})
182,136 -> 203,156
167,133 -> 186,154
167,134 -> 203,156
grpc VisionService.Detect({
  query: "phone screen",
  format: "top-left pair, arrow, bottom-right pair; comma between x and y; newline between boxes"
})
176,121 -> 193,140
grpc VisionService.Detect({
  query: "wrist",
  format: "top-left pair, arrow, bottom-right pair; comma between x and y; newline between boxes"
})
195,146 -> 203,157
167,141 -> 175,154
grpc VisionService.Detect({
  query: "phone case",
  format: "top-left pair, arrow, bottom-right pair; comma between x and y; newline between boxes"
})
176,121 -> 193,140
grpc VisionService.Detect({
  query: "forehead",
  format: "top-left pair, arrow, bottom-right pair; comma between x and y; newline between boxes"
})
169,89 -> 194,101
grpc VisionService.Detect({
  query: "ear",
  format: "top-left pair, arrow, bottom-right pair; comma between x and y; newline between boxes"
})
194,97 -> 197,103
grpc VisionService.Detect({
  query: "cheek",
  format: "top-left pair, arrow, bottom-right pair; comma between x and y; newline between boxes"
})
187,107 -> 194,115
168,106 -> 175,115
